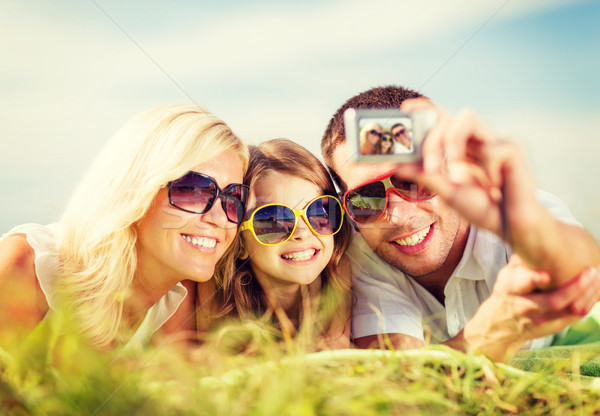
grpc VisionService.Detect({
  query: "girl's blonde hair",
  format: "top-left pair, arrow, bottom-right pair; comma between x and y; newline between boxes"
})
217,139 -> 351,333
359,121 -> 383,153
57,104 -> 248,347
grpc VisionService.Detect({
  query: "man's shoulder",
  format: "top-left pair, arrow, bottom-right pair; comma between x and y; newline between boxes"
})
457,224 -> 511,286
535,189 -> 580,226
347,234 -> 407,284
347,234 -> 392,268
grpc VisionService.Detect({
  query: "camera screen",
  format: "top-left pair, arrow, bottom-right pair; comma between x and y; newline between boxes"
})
344,108 -> 435,163
358,117 -> 414,156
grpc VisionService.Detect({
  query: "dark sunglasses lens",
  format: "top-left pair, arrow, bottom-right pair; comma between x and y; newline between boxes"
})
389,174 -> 432,200
345,182 -> 387,224
252,205 -> 295,244
169,173 -> 216,213
220,184 -> 248,224
306,197 -> 342,235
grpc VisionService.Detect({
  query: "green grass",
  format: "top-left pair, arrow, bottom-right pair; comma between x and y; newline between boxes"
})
2,317 -> 600,415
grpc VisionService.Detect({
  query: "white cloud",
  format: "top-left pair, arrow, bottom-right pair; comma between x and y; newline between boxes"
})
139,0 -> 584,80
0,0 -> 596,235
1,0 -> 582,90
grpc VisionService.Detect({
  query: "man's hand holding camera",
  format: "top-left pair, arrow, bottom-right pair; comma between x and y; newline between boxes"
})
400,98 -> 600,314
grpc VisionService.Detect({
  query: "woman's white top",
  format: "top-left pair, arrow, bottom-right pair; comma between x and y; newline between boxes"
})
1,223 -> 188,348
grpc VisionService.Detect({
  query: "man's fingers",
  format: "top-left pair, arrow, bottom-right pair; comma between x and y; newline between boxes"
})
507,253 -> 524,267
547,270 -> 589,311
387,162 -> 422,182
568,266 -> 600,315
468,139 -> 538,204
546,266 -> 600,314
443,108 -> 499,163
464,140 -> 507,189
400,97 -> 436,112
419,107 -> 452,174
499,264 -> 552,296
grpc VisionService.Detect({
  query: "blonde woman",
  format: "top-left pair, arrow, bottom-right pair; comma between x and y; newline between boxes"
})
359,121 -> 383,155
0,104 -> 249,349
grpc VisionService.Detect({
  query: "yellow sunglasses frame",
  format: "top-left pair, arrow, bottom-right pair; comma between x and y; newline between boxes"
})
240,195 -> 344,246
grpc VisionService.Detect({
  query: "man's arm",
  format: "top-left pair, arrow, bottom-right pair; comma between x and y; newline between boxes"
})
399,99 -> 600,289
355,256 -> 600,362
354,333 -> 424,349
447,256 -> 600,362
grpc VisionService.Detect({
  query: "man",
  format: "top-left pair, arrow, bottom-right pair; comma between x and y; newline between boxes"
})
321,85 -> 600,362
390,122 -> 412,153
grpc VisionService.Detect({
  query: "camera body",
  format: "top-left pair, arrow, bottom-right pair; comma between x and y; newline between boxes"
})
344,108 -> 437,162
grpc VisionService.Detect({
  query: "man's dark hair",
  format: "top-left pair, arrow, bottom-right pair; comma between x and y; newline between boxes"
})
321,85 -> 424,191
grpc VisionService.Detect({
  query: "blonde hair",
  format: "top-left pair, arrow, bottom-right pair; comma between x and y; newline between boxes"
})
217,139 -> 352,334
57,104 -> 248,347
359,121 -> 383,154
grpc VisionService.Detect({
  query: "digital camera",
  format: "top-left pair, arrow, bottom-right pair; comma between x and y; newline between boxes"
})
344,108 -> 437,162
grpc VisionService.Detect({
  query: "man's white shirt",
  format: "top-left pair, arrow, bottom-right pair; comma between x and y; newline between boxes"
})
350,190 -> 581,349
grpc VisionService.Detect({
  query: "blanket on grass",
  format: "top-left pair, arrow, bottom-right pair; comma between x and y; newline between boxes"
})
510,305 -> 600,377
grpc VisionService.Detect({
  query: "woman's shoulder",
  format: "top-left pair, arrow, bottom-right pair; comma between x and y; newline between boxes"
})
0,231 -> 49,329
0,232 -> 36,281
0,223 -> 60,282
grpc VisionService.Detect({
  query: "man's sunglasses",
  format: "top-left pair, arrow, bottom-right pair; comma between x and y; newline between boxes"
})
343,170 -> 434,224
393,128 -> 407,137
241,195 -> 344,246
168,171 -> 249,224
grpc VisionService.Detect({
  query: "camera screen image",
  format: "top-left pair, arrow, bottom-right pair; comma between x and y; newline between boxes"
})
344,108 -> 436,163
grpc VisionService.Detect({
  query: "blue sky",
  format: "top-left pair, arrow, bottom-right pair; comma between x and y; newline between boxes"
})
1,0 -> 599,239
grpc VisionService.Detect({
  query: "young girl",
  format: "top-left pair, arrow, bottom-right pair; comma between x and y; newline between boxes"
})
219,139 -> 353,349
380,131 -> 395,154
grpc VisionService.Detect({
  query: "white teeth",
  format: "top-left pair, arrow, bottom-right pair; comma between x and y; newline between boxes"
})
395,227 -> 430,247
183,235 -> 217,249
281,249 -> 316,261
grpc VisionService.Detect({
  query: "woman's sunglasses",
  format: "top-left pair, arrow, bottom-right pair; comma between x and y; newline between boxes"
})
343,170 -> 434,224
241,195 -> 344,246
168,171 -> 249,224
